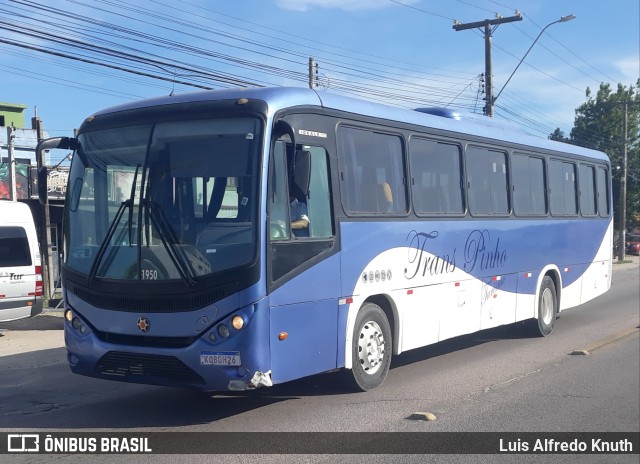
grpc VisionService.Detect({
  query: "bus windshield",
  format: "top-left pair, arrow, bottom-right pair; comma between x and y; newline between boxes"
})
64,117 -> 261,283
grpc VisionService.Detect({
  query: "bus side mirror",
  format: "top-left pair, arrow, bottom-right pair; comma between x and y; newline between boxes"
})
35,137 -> 78,205
292,149 -> 311,199
273,120 -> 295,145
37,167 -> 48,205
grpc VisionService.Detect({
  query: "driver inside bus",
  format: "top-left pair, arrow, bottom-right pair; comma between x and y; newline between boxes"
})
290,195 -> 309,237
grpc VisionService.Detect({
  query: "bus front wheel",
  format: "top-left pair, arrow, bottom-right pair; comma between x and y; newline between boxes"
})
346,303 -> 392,391
528,276 -> 557,337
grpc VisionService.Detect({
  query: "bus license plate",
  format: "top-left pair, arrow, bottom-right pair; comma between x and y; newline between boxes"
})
200,351 -> 241,366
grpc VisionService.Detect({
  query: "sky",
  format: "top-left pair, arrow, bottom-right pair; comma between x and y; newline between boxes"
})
1,0 -> 638,157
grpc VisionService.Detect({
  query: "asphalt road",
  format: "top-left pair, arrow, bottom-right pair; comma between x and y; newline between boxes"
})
1,260 -> 638,463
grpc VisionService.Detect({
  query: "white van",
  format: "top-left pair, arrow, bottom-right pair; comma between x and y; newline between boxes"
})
0,200 -> 43,322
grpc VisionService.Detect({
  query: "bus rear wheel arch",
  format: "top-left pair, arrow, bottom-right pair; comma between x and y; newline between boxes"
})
345,302 -> 392,392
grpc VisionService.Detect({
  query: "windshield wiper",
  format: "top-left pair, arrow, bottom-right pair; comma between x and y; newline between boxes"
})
143,199 -> 197,287
127,165 -> 141,246
87,165 -> 140,285
86,198 -> 132,285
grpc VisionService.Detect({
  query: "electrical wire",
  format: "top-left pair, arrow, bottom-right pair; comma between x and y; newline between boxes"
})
2,0 -> 631,145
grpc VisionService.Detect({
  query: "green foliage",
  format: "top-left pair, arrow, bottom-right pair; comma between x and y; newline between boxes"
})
551,80 -> 640,229
549,127 -> 570,143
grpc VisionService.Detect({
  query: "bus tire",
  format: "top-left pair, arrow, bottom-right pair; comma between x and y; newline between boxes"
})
346,303 -> 392,391
528,276 -> 557,337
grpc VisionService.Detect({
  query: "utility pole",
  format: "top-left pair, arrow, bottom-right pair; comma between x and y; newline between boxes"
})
308,57 -> 318,89
618,101 -> 628,262
453,13 -> 523,117
6,126 -> 17,201
33,116 -> 54,301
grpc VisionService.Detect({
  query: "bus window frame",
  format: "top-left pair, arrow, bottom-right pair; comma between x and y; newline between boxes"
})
511,151 -> 548,218
548,157 -> 579,218
267,113 -> 340,291
464,143 -> 512,218
596,165 -> 611,218
578,163 -> 599,218
408,134 -> 467,218
336,123 -> 410,218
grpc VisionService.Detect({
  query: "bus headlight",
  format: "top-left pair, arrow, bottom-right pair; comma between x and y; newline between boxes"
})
66,308 -> 90,335
231,315 -> 244,330
207,304 -> 255,344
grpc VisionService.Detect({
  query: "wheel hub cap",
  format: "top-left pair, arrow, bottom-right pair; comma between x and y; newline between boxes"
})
357,321 -> 385,375
541,288 -> 554,325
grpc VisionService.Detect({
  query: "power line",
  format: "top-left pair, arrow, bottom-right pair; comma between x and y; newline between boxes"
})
512,24 -> 604,84
451,0 -> 504,16
3,0 -> 481,108
168,0 -> 474,77
0,36 -> 215,90
388,0 -> 454,22
3,0 -> 626,145
525,15 -> 619,83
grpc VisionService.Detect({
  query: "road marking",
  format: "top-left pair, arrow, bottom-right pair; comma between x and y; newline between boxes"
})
479,368 -> 544,394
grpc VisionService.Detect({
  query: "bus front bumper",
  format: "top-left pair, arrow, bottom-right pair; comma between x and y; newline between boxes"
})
63,304 -> 271,392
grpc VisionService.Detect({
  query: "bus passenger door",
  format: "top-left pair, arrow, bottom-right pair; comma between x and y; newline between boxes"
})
267,140 -> 340,384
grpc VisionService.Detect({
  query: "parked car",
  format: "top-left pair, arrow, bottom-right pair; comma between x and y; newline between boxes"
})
626,234 -> 640,255
0,201 -> 43,322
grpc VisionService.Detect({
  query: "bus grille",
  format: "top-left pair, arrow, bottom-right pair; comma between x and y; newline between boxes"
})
68,282 -> 237,312
94,331 -> 197,349
96,351 -> 205,385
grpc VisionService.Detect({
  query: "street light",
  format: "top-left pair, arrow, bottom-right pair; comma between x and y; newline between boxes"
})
492,15 -> 576,107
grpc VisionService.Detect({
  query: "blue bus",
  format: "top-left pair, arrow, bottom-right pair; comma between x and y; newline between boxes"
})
39,87 -> 612,392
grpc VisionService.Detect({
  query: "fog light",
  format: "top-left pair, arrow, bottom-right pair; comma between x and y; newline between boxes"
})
65,310 -> 73,322
72,317 -> 82,331
208,332 -> 217,342
231,315 -> 244,330
80,325 -> 88,335
218,324 -> 230,338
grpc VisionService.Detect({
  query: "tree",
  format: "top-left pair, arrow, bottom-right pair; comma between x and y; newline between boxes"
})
558,80 -> 640,231
549,127 -> 570,143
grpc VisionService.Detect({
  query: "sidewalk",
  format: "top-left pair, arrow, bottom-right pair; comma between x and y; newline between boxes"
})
0,313 -> 64,356
612,253 -> 640,269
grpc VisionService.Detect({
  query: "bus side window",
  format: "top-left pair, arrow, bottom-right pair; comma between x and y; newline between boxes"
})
337,126 -> 406,215
596,166 -> 609,217
377,182 -> 393,213
269,140 -> 291,241
305,146 -> 333,238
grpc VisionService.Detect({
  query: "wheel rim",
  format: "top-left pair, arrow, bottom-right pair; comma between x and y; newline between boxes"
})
540,287 -> 554,326
357,320 -> 385,375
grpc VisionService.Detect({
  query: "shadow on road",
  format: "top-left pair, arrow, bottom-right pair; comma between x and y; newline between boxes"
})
0,314 -> 63,331
0,323 -> 537,430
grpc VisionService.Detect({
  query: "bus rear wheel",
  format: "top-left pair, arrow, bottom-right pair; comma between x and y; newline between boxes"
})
528,276 -> 557,337
346,303 -> 392,392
